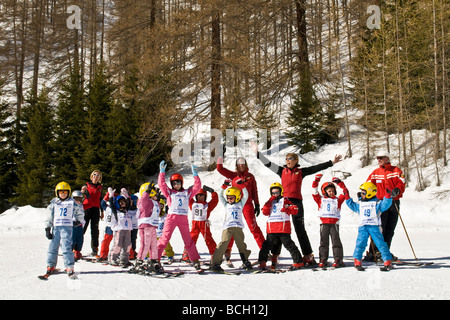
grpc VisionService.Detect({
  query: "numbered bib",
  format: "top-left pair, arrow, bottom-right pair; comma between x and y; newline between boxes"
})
318,198 -> 340,219
138,200 -> 160,227
223,203 -> 245,229
104,207 -> 113,227
53,200 -> 74,227
169,191 -> 190,215
117,211 -> 132,230
358,201 -> 379,226
267,199 -> 290,223
191,202 -> 209,221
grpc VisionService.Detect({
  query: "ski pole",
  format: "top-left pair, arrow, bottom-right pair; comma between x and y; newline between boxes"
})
394,201 -> 418,262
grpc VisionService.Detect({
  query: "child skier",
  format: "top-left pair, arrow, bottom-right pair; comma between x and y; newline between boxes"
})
157,161 -> 202,271
210,183 -> 252,272
312,175 -> 349,268
42,182 -> 85,279
258,183 -> 303,271
72,190 -> 85,261
181,186 -> 218,262
108,187 -> 133,266
157,197 -> 175,263
98,190 -> 118,261
345,182 -> 395,271
132,182 -> 162,274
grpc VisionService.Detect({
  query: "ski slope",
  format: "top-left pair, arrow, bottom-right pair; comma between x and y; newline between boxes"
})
1,130 -> 450,302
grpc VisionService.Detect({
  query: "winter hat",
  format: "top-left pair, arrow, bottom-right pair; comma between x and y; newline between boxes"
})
375,151 -> 391,159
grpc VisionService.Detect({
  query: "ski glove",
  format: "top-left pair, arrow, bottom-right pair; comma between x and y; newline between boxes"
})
160,160 -> 167,173
386,187 -> 400,198
45,227 -> 53,240
191,164 -> 199,177
108,187 -> 116,199
203,185 -> 214,193
254,203 -> 260,217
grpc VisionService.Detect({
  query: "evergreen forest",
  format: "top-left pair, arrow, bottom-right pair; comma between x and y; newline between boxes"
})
0,0 -> 448,211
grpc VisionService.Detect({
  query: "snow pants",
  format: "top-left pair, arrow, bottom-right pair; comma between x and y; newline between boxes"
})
212,227 -> 251,266
258,233 -> 302,264
226,203 -> 265,252
72,225 -> 84,252
157,214 -> 200,261
353,225 -> 392,261
99,227 -> 113,259
83,206 -> 101,251
190,220 -> 217,255
288,198 -> 313,256
138,226 -> 158,260
109,230 -> 132,264
319,223 -> 343,262
47,226 -> 74,268
369,200 -> 400,255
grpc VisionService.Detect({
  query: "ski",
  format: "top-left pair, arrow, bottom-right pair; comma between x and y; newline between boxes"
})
392,260 -> 434,267
146,271 -> 185,278
253,269 -> 286,274
38,268 -> 61,280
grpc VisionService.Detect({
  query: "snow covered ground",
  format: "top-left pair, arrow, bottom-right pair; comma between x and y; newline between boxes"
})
1,130 -> 450,304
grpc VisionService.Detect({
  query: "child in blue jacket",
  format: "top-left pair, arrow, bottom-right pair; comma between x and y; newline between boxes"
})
345,182 -> 397,271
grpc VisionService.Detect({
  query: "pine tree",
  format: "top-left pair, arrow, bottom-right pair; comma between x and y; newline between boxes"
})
52,65 -> 85,188
285,83 -> 322,153
75,64 -> 114,184
0,85 -> 16,212
75,63 -> 115,187
12,89 -> 54,207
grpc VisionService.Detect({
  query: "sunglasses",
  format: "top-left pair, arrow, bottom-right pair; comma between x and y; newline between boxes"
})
271,191 -> 281,195
376,157 -> 387,160
172,181 -> 182,185
285,157 -> 294,161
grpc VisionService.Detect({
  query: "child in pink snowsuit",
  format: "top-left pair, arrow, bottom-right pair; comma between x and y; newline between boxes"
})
137,183 -> 160,262
157,161 -> 202,270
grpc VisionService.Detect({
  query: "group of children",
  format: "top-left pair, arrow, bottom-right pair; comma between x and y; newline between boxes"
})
43,159 -> 398,278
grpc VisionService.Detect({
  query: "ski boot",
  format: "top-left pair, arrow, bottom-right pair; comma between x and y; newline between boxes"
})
270,254 -> 279,270
289,262 -> 305,271
354,259 -> 365,271
380,260 -> 392,272
332,259 -> 345,268
303,254 -> 317,267
129,259 -> 144,273
318,260 -> 328,268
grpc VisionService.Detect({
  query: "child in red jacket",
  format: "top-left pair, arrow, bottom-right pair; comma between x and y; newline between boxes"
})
312,174 -> 349,268
257,183 -> 303,271
182,186 -> 218,261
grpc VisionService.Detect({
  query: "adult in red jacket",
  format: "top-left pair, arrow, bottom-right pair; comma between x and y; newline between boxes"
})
217,157 -> 265,251
81,170 -> 103,256
255,146 -> 342,265
365,151 -> 405,260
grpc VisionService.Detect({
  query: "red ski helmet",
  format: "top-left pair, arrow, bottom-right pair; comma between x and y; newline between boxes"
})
170,173 -> 184,188
195,188 -> 207,201
321,182 -> 336,197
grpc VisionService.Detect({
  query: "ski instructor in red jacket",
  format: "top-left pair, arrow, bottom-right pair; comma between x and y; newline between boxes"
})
81,170 -> 103,256
365,151 -> 405,261
217,156 -> 265,251
253,142 -> 342,266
